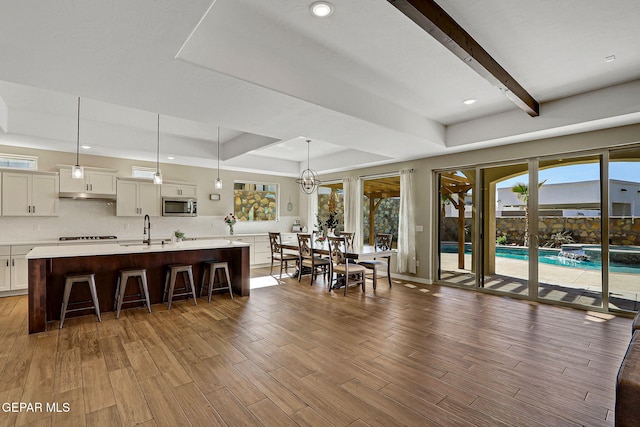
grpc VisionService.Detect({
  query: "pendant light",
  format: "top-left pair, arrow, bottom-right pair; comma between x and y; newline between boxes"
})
215,126 -> 222,189
71,97 -> 84,179
296,139 -> 322,194
153,113 -> 162,185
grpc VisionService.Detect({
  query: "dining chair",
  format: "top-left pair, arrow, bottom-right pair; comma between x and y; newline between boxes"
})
359,233 -> 392,289
339,231 -> 355,250
327,236 -> 366,296
268,232 -> 298,277
297,233 -> 331,285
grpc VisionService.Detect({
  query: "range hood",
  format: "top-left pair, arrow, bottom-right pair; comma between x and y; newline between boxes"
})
58,191 -> 117,200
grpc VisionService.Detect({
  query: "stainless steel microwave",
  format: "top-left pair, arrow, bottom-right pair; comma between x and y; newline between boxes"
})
162,198 -> 197,217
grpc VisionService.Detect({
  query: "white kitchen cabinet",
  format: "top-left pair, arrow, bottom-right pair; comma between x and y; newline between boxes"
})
10,245 -> 34,290
0,247 -> 10,292
0,245 -> 37,294
2,172 -> 59,216
161,182 -> 197,198
254,235 -> 272,265
227,234 -> 295,266
59,167 -> 117,196
116,179 -> 161,216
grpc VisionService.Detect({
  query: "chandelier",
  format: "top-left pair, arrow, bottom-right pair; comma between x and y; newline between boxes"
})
296,139 -> 322,194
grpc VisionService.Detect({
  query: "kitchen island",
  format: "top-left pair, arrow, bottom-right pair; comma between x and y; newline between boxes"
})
26,239 -> 250,334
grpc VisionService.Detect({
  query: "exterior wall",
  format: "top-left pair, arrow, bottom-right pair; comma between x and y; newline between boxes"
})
363,197 -> 399,244
442,216 -> 640,247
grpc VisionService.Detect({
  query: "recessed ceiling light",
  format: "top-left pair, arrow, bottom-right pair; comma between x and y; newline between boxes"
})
80,145 -> 91,149
166,156 -> 175,160
605,55 -> 616,63
310,2 -> 333,17
463,98 -> 477,105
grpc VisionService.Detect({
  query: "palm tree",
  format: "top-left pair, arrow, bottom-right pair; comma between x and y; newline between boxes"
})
511,180 -> 545,247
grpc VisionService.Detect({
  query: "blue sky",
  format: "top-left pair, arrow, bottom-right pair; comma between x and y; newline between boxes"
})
498,162 -> 639,188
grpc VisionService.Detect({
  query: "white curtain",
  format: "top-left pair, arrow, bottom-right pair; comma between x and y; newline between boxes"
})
343,176 -> 363,247
397,168 -> 416,274
306,192 -> 318,232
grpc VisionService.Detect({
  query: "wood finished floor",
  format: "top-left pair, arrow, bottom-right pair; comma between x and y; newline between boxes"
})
0,267 -> 632,426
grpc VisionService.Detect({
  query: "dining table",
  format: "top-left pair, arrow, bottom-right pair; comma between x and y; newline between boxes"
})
280,240 -> 392,260
279,239 -> 393,289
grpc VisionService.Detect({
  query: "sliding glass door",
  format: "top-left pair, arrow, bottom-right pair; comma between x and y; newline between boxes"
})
437,170 -> 475,286
480,163 -> 531,296
609,148 -> 640,312
436,147 -> 640,313
536,156 -> 602,308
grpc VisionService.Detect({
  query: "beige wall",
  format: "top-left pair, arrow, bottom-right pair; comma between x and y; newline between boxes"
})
0,144 -> 302,242
3,123 -> 639,268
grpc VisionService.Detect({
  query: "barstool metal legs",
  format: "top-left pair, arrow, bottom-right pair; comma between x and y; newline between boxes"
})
59,273 -> 101,329
163,265 -> 197,310
200,261 -> 233,303
114,269 -> 151,319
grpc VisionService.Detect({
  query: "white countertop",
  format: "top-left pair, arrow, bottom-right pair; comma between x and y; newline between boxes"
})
26,239 -> 250,259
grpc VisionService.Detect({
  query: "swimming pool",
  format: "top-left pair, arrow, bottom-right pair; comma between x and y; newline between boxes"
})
440,242 -> 640,274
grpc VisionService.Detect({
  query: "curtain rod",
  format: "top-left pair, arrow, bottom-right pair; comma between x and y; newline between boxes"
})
358,170 -> 402,179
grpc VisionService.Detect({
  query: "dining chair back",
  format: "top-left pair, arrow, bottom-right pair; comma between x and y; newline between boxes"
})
297,233 -> 330,285
327,236 -> 366,296
340,231 -> 355,249
268,232 -> 298,277
359,233 -> 393,289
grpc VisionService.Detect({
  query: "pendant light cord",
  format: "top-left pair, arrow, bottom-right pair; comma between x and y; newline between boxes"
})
156,113 -> 160,172
76,97 -> 81,166
217,126 -> 220,179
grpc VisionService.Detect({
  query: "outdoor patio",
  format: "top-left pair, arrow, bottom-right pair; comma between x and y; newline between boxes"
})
440,253 -> 640,311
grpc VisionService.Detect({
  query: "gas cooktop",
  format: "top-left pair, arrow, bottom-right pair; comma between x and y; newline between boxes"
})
58,235 -> 118,241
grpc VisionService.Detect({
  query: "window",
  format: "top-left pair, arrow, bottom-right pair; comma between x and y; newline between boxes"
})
362,175 -> 400,246
317,183 -> 344,234
131,166 -> 159,179
0,153 -> 37,170
234,181 -> 278,221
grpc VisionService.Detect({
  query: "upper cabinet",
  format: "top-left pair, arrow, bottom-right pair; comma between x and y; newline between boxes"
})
59,166 -> 117,198
116,178 -> 160,217
161,182 -> 197,198
2,172 -> 59,216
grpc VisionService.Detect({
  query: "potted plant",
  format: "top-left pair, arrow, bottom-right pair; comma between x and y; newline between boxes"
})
174,230 -> 185,242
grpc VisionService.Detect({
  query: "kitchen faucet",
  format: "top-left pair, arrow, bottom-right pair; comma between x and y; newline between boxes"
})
143,214 -> 151,246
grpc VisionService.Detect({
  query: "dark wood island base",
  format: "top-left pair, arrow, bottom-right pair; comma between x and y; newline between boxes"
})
28,244 -> 250,334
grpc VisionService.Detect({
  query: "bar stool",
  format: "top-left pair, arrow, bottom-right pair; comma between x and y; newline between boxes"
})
59,272 -> 101,329
113,268 -> 151,319
200,260 -> 233,303
163,264 -> 197,310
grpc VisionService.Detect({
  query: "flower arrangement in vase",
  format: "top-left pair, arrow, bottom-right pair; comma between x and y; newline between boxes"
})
224,213 -> 237,235
171,230 -> 185,244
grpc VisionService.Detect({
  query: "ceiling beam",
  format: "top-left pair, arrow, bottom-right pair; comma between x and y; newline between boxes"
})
388,0 -> 539,117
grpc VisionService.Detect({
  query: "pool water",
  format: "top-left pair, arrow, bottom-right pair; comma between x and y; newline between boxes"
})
498,250 -> 640,274
441,243 -> 640,274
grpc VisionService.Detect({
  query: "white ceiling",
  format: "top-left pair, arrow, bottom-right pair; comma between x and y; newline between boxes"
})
0,0 -> 639,177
